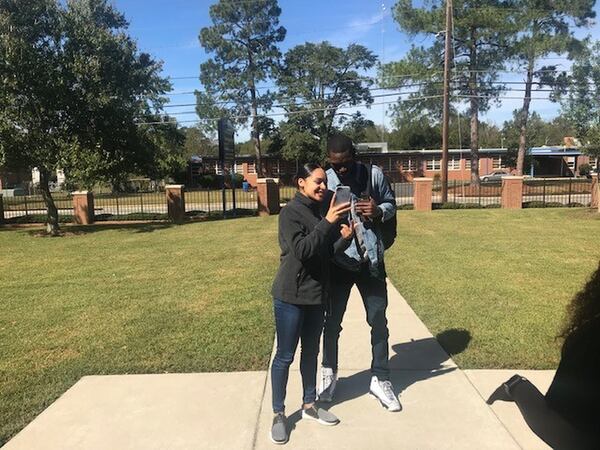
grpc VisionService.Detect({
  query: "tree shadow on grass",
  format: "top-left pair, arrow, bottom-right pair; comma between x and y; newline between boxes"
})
22,222 -> 175,236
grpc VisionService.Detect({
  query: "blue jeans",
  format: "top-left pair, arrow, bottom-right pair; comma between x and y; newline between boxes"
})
322,266 -> 390,379
271,299 -> 324,414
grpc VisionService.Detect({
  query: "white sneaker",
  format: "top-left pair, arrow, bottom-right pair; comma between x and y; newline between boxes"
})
318,367 -> 337,402
369,376 -> 402,412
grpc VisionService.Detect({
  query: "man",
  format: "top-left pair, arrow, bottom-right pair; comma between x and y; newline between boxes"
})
319,133 -> 401,412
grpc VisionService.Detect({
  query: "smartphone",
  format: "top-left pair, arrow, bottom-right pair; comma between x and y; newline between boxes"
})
334,186 -> 352,205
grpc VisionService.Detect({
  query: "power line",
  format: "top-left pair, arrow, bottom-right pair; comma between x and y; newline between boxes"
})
135,95 -> 444,126
158,89 -> 439,116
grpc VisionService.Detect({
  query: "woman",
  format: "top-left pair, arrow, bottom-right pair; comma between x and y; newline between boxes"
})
487,261 -> 600,449
269,163 -> 353,445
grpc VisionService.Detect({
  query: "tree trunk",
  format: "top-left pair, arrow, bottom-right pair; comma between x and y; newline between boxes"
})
39,168 -> 60,235
247,52 -> 264,177
469,30 -> 480,187
516,58 -> 535,176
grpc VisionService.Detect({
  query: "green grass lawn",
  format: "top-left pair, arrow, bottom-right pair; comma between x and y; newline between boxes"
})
0,208 -> 598,444
385,208 -> 600,369
0,218 -> 280,445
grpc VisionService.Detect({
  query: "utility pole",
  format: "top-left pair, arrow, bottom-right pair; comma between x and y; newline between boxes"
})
441,0 -> 453,203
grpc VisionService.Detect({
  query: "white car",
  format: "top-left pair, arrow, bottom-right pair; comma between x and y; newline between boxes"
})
480,170 -> 511,183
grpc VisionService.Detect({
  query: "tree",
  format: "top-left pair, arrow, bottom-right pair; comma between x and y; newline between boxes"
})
340,112 -> 376,143
277,42 -> 377,162
561,40 -> 600,208
0,0 -> 171,234
196,0 -> 286,176
509,0 -> 595,175
181,126 -> 217,158
382,0 -> 514,185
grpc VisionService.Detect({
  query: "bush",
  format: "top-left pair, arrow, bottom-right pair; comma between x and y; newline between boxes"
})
546,202 -> 565,208
95,213 -> 169,221
397,204 -> 414,210
566,202 -> 585,208
196,173 -> 244,189
523,201 -> 546,208
483,203 -> 501,208
579,163 -> 592,177
437,202 -> 464,209
463,203 -> 481,209
4,214 -> 74,224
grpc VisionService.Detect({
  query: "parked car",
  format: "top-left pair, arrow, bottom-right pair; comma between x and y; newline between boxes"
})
481,170 -> 511,183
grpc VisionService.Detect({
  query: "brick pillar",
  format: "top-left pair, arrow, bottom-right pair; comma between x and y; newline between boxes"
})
413,178 -> 433,211
0,193 -> 4,225
257,178 -> 280,216
166,185 -> 186,223
591,177 -> 599,210
72,191 -> 95,225
501,176 -> 524,209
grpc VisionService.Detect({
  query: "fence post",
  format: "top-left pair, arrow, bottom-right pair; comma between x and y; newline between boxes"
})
568,177 -> 572,205
166,185 -> 186,223
591,177 -> 599,210
0,193 -> 4,225
72,191 -> 95,225
256,178 -> 280,216
413,178 -> 433,211
501,176 -> 524,209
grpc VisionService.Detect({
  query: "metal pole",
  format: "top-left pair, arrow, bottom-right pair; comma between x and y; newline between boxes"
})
231,159 -> 237,217
441,0 -> 453,203
221,160 -> 227,216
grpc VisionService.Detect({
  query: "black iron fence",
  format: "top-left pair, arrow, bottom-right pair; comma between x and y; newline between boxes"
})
1,192 -> 73,221
431,180 -> 503,208
93,192 -> 168,220
185,187 -> 258,218
523,178 -> 593,207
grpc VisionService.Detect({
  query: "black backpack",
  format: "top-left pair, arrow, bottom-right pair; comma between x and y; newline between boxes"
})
362,163 -> 397,250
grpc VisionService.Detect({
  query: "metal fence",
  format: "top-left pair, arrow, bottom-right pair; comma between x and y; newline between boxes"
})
523,178 -> 593,207
1,192 -> 73,220
431,180 -> 503,208
93,192 -> 167,220
185,188 -> 258,218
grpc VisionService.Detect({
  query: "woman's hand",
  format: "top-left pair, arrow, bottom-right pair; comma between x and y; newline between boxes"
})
340,221 -> 356,240
325,193 -> 351,224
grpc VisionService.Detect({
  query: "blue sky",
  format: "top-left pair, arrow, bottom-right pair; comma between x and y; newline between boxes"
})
115,0 -> 600,142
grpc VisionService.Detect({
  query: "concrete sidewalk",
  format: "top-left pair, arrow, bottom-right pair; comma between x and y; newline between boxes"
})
3,281 -> 552,449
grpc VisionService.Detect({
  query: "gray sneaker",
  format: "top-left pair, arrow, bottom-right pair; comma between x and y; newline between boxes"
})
270,413 -> 288,445
301,405 -> 340,426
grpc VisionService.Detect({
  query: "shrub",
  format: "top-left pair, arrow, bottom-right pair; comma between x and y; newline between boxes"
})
546,202 -> 565,208
566,202 -> 585,208
484,203 -> 501,208
523,201 -> 546,208
397,204 -> 414,210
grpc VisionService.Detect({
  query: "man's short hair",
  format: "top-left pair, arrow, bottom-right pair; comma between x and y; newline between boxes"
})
327,133 -> 355,156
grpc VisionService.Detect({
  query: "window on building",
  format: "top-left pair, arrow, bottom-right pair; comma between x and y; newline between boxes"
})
448,157 -> 461,170
492,156 -> 504,169
426,157 -> 441,171
401,158 -> 415,171
465,159 -> 471,170
590,157 -> 598,170
566,157 -> 576,170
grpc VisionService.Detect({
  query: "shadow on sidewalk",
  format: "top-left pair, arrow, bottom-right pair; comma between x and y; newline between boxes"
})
282,329 -> 471,438
330,329 -> 472,408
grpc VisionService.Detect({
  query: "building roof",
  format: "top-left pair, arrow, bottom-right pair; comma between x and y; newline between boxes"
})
528,146 -> 582,156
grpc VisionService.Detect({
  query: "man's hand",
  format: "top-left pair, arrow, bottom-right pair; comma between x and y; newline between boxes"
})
355,197 -> 382,219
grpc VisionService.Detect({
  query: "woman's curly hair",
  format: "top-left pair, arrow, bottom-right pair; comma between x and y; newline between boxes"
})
560,261 -> 600,340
